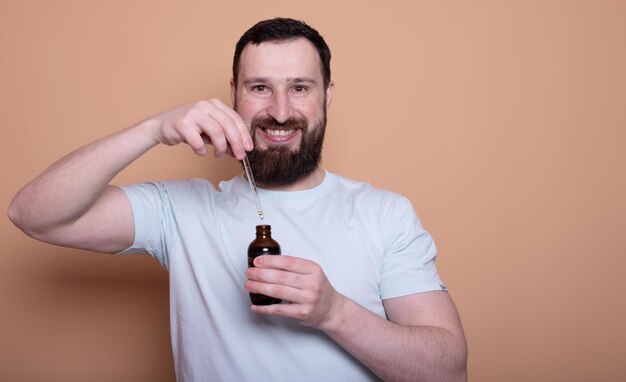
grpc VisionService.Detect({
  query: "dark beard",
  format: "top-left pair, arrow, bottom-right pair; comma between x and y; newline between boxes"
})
243,113 -> 326,187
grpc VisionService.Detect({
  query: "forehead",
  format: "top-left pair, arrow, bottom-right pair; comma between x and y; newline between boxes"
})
238,38 -> 323,82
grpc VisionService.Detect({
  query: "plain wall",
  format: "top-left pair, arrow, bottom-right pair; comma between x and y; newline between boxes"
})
1,1 -> 625,381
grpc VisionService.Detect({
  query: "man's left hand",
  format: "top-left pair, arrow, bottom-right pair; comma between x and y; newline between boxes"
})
245,255 -> 345,329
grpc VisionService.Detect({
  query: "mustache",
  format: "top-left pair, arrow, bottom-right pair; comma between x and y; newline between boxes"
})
250,115 -> 308,132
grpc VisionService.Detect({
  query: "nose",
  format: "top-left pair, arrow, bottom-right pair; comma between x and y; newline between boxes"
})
267,90 -> 293,123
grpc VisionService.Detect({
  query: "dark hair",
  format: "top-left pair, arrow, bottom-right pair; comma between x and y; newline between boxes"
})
232,18 -> 332,88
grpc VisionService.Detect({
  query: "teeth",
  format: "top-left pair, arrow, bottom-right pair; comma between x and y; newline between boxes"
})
266,129 -> 294,136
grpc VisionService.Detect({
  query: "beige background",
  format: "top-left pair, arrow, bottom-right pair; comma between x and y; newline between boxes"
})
1,1 -> 625,381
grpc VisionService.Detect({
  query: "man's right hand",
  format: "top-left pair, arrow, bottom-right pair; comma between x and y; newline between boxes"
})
8,99 -> 252,254
146,99 -> 253,160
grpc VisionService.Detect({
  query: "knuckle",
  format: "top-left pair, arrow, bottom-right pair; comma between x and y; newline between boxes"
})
211,124 -> 226,138
300,305 -> 313,318
276,272 -> 289,285
308,281 -> 321,295
175,120 -> 188,131
195,100 -> 210,109
284,256 -> 296,268
303,290 -> 317,304
267,285 -> 282,299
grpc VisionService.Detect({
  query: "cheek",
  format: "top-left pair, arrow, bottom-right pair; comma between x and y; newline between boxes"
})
304,101 -> 326,121
237,98 -> 261,119
297,96 -> 322,114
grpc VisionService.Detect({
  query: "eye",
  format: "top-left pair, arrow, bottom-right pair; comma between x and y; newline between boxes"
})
252,85 -> 269,93
292,85 -> 308,93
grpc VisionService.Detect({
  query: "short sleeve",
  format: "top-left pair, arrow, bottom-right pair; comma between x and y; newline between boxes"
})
379,196 -> 446,300
116,182 -> 175,269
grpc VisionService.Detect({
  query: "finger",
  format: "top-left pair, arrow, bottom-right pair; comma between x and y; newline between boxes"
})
175,120 -> 208,156
208,99 -> 253,151
245,279 -> 308,304
246,267 -> 306,290
253,255 -> 318,274
250,301 -> 302,319
199,131 -> 236,158
197,106 -> 238,158
194,114 -> 228,159
199,100 -> 251,159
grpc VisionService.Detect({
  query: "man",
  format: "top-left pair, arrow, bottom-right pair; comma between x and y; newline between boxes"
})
8,18 -> 467,381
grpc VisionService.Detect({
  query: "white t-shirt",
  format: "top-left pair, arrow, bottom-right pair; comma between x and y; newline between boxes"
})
120,171 -> 445,381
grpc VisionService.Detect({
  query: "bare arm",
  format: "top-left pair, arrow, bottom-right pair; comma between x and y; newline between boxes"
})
246,256 -> 468,381
324,291 -> 468,382
8,99 -> 252,253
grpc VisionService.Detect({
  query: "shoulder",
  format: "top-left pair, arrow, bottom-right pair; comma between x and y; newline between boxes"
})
120,178 -> 225,206
329,172 -> 413,211
329,172 -> 424,236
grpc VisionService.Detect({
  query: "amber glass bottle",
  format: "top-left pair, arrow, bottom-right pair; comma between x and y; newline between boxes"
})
248,225 -> 282,305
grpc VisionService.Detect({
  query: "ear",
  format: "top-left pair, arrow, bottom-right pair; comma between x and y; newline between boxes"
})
229,78 -> 236,107
325,80 -> 335,108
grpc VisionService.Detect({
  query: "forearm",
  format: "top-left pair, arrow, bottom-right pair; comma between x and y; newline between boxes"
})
322,297 -> 467,382
8,120 -> 158,235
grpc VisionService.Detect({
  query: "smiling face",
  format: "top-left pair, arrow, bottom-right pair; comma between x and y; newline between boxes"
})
231,38 -> 333,187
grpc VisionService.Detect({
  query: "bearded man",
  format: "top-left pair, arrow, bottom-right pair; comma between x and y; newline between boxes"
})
9,18 -> 467,381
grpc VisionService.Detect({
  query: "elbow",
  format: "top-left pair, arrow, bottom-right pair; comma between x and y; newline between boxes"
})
437,329 -> 469,382
457,351 -> 469,381
7,197 -> 24,230
7,196 -> 39,238
451,335 -> 469,382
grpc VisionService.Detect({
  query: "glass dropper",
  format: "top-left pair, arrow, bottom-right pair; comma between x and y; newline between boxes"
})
242,154 -> 265,220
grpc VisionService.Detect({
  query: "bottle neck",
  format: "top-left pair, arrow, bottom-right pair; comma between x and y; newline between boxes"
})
255,224 -> 272,238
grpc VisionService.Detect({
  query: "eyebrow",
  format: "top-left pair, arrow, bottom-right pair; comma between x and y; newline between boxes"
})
242,77 -> 318,86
